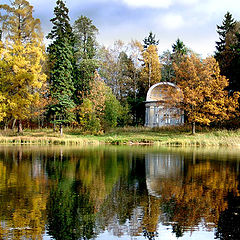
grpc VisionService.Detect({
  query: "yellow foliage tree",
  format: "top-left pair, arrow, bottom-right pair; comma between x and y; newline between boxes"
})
0,0 -> 46,132
173,54 -> 239,134
0,41 -> 6,122
140,44 -> 162,92
0,95 -> 6,122
0,42 -> 7,122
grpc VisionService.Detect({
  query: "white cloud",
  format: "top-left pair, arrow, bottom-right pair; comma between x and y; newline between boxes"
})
199,0 -> 240,15
121,0 -> 200,8
122,0 -> 173,8
160,13 -> 185,30
175,0 -> 199,5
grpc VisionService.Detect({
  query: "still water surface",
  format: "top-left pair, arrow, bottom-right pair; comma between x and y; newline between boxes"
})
0,145 -> 240,240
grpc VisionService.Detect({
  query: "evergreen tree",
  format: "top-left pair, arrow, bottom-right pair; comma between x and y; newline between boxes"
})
215,12 -> 236,54
73,16 -> 99,103
143,31 -> 159,49
167,38 -> 189,83
73,15 -> 98,60
215,12 -> 240,92
47,0 -> 75,134
229,32 -> 240,92
172,38 -> 187,59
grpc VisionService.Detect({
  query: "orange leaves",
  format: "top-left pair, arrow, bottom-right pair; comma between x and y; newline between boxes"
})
173,54 -> 239,125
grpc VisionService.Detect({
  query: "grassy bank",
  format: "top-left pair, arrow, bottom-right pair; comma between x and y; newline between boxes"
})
0,126 -> 240,146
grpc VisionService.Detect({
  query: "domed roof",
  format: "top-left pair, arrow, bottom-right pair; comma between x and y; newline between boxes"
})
146,82 -> 179,102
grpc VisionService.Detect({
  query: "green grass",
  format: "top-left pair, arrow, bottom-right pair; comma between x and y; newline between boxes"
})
0,126 -> 240,146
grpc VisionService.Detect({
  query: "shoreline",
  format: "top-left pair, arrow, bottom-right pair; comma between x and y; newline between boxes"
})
0,128 -> 240,147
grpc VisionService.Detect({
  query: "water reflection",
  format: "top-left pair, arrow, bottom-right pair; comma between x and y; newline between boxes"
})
0,146 -> 239,239
0,147 -> 47,240
145,151 -> 240,238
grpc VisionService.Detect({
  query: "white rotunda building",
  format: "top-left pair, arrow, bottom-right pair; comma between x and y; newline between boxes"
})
145,82 -> 184,127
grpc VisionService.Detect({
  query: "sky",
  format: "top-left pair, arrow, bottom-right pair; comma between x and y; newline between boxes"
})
3,0 -> 240,57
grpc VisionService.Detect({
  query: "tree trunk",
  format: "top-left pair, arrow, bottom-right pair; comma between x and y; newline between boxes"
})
53,115 -> 56,132
18,120 -> 23,134
60,124 -> 63,136
148,61 -> 152,88
38,114 -> 40,129
192,122 -> 196,135
12,119 -> 16,130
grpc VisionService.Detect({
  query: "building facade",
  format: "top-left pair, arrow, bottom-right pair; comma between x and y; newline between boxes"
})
145,82 -> 184,127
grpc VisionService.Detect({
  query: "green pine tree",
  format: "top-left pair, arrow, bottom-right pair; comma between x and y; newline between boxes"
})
73,15 -> 98,60
47,0 -> 75,135
215,12 -> 239,92
229,32 -> 240,92
215,12 -> 236,54
143,31 -> 159,49
172,38 -> 187,57
73,16 -> 99,105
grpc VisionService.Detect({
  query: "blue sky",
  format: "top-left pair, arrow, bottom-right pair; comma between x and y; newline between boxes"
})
4,0 -> 240,57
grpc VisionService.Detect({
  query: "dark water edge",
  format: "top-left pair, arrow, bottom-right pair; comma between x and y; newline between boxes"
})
0,145 -> 239,240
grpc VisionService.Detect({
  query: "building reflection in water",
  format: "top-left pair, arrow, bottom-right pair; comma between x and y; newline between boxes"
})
145,153 -> 184,198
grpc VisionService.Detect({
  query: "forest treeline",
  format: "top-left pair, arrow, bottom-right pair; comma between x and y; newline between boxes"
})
0,0 -> 240,134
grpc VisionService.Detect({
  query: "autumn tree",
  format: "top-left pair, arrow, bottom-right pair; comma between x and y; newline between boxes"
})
173,54 -> 239,134
47,0 -> 75,135
77,72 -> 123,132
140,32 -> 162,95
0,0 -> 46,132
126,40 -> 144,124
139,44 -> 162,92
0,42 -> 7,123
160,50 -> 174,82
0,96 -> 6,123
0,8 -> 8,41
98,41 -> 126,100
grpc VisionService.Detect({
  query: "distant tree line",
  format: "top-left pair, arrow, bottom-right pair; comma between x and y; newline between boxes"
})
0,0 -> 239,134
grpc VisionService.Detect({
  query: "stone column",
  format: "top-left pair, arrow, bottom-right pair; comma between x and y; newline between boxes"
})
149,105 -> 154,127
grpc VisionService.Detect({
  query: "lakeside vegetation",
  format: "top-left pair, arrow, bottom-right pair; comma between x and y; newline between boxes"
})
1,126 -> 240,147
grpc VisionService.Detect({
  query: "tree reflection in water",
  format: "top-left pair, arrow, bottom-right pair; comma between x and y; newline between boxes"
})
215,193 -> 240,239
0,146 -> 239,239
0,147 -> 48,240
145,151 -> 240,238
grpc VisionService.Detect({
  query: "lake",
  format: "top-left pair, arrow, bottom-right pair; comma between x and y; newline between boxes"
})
0,145 -> 239,240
